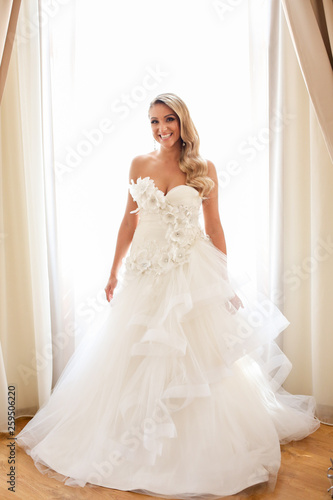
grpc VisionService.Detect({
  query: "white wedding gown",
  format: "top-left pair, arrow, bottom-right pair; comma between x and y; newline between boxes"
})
17,177 -> 319,498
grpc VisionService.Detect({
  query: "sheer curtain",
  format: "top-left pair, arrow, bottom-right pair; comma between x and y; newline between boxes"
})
269,0 -> 333,424
0,0 -> 56,429
51,0 -> 268,370
51,0 -> 270,372
1,0 -> 273,423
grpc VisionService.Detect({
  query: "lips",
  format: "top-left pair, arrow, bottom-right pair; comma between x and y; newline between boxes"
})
160,133 -> 172,140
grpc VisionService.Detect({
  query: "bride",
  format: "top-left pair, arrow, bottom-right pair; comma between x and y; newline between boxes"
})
17,93 -> 319,498
104,93 -> 234,305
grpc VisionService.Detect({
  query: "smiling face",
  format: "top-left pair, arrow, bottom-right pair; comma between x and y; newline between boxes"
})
149,103 -> 181,150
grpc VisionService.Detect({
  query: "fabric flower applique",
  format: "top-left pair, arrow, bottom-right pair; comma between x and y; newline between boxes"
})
130,177 -> 165,213
126,176 -> 206,276
162,209 -> 178,225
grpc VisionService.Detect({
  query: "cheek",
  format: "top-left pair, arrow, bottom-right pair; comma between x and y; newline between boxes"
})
173,123 -> 181,136
173,120 -> 181,132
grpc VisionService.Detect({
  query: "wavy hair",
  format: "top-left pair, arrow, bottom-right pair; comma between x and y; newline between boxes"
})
149,93 -> 214,198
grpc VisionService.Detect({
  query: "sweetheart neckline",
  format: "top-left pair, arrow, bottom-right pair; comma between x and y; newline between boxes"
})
133,176 -> 199,198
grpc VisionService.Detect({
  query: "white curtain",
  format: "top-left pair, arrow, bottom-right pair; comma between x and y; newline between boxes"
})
1,0 -> 284,424
50,0 -> 271,374
269,0 -> 333,424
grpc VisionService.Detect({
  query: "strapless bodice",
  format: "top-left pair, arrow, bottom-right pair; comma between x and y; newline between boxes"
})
125,177 -> 207,275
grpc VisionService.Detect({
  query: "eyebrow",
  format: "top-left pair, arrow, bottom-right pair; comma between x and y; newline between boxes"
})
150,113 -> 176,119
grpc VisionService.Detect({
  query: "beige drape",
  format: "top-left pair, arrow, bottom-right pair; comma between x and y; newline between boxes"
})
0,0 -> 22,431
269,1 -> 333,424
0,0 -> 53,431
282,0 -> 333,162
0,0 -> 21,103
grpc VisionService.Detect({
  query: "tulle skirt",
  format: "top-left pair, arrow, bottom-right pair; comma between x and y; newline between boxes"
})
16,238 -> 319,498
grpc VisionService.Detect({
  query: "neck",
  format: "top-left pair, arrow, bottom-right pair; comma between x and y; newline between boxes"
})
157,143 -> 182,163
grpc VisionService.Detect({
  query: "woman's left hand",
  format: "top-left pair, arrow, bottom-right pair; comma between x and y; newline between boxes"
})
230,294 -> 244,310
226,294 -> 244,314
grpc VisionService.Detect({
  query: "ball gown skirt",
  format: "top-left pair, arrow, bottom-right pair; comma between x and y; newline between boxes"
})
16,177 -> 319,498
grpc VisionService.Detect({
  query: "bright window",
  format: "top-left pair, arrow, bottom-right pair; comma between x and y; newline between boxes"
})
48,0 -> 269,339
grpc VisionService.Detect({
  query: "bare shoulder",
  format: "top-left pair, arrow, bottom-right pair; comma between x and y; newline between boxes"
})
129,152 -> 156,181
205,159 -> 218,181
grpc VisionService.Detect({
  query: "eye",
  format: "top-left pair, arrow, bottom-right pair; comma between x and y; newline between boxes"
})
166,117 -> 175,122
150,119 -> 158,125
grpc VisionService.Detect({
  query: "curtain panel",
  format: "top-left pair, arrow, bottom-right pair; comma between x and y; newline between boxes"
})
4,0 -> 329,432
281,0 -> 333,162
269,0 -> 333,424
0,0 -> 21,103
0,0 -> 54,430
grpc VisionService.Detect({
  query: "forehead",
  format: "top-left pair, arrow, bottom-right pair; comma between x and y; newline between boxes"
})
149,102 -> 176,118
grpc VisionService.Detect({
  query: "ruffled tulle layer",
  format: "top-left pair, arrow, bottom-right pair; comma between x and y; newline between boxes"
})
16,238 -> 319,498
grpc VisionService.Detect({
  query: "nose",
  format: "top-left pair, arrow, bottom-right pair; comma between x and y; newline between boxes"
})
159,123 -> 168,134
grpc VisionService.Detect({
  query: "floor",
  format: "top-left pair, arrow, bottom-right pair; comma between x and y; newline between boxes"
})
0,418 -> 332,500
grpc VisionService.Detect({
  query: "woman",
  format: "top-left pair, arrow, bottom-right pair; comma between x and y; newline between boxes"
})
105,93 -> 240,308
17,93 -> 319,498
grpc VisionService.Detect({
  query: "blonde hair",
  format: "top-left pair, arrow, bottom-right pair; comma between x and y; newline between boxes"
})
149,93 -> 214,198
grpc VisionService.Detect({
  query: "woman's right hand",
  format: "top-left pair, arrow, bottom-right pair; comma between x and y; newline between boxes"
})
105,275 -> 118,302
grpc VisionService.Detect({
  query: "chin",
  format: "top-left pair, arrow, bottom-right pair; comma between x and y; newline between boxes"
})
159,139 -> 180,149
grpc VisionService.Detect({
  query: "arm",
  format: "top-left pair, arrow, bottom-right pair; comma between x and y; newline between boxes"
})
202,161 -> 227,255
203,161 -> 243,311
105,162 -> 140,302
